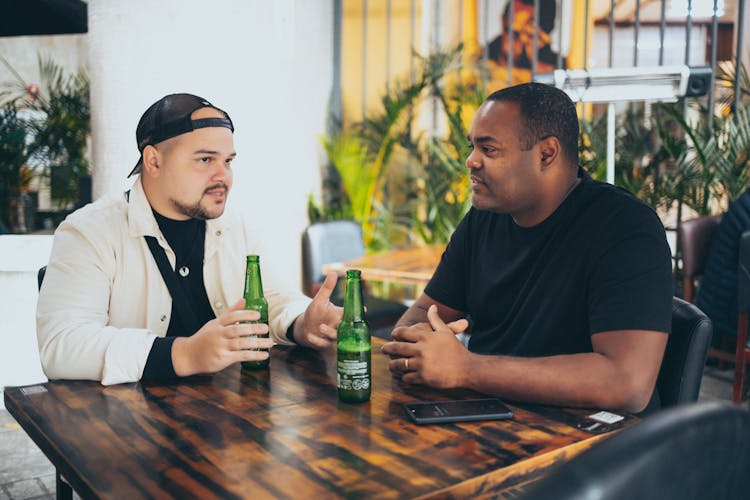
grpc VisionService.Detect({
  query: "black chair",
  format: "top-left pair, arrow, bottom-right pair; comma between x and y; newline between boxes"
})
523,402 -> 750,500
678,215 -> 737,370
301,221 -> 407,338
37,265 -> 46,290
678,215 -> 721,302
656,297 -> 713,407
732,230 -> 750,403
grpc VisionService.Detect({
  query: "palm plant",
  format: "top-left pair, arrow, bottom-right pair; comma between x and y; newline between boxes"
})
1,54 -> 90,208
0,103 -> 33,231
314,45 -> 477,250
702,103 -> 750,209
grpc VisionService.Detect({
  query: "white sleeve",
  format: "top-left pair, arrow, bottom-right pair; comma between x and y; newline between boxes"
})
36,219 -> 157,385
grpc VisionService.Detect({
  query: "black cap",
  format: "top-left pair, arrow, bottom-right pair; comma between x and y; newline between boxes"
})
128,93 -> 234,177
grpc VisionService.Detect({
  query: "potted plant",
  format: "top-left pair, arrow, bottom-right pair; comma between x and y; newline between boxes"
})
1,54 -> 90,215
0,102 -> 34,233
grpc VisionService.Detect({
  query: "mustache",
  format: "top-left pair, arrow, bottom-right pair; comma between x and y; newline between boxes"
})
204,183 -> 228,194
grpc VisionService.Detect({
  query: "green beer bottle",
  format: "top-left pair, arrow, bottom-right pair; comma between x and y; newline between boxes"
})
241,255 -> 270,370
337,269 -> 371,403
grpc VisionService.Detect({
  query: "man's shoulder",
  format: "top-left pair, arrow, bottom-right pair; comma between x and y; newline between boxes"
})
723,189 -> 750,230
60,191 -> 128,234
579,177 -> 661,224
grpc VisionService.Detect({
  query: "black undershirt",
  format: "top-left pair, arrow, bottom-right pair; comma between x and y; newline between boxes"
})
141,211 -> 216,382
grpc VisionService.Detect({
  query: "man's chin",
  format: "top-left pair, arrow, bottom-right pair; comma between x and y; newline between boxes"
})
471,195 -> 503,213
203,204 -> 226,220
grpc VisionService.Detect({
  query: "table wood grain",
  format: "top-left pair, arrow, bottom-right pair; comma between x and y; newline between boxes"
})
322,245 -> 444,290
4,338 -> 633,499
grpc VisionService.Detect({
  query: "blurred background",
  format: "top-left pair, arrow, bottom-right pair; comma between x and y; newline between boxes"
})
0,0 -> 748,389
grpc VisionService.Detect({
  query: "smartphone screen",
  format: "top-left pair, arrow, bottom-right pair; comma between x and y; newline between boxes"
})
403,398 -> 514,424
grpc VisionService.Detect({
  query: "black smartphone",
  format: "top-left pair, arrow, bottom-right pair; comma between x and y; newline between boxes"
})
403,398 -> 514,425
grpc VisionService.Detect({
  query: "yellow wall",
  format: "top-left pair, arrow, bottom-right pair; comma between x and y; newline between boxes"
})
341,0 -> 594,125
342,0 -> 421,126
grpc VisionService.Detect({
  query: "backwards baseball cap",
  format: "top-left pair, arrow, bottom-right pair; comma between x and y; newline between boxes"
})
128,93 -> 234,177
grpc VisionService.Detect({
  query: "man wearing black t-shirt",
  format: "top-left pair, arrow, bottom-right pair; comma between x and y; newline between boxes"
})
382,83 -> 672,413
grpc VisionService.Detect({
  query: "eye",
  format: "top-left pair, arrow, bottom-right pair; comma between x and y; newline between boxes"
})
482,146 -> 496,154
199,157 -> 212,163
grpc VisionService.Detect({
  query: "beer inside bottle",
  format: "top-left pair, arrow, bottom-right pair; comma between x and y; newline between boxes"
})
337,269 -> 371,403
241,255 -> 270,370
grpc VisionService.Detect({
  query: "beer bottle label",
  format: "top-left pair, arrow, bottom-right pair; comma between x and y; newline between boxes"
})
337,358 -> 371,391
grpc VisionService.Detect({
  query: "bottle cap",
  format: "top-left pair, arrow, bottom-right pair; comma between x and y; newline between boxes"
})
345,269 -> 361,279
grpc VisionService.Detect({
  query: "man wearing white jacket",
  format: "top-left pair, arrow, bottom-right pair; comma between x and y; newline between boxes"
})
37,93 -> 342,385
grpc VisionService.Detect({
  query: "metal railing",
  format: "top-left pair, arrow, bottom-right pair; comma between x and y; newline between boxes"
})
333,0 -> 746,131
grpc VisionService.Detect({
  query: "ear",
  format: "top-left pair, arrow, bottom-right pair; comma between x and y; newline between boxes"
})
539,136 -> 560,169
141,145 -> 161,177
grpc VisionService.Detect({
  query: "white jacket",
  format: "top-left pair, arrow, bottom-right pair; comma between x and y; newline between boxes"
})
37,178 -> 310,385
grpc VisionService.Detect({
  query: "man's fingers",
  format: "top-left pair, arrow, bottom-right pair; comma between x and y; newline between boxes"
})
227,298 -> 245,312
318,323 -> 338,341
388,356 -> 416,373
391,323 -> 429,342
303,334 -> 334,349
226,322 -> 268,338
220,308 -> 261,326
426,305 -> 448,331
446,318 -> 469,335
401,372 -> 421,385
313,272 -> 338,303
236,336 -> 275,351
381,340 -> 418,358
237,350 -> 270,363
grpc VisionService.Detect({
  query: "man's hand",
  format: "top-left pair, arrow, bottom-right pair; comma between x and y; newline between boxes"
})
292,272 -> 343,349
172,299 -> 275,376
382,305 -> 471,389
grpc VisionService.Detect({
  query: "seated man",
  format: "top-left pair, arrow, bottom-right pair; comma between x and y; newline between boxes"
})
382,83 -> 673,414
37,93 -> 341,385
697,189 -> 750,344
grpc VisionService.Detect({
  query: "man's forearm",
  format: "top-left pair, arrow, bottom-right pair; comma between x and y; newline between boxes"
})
462,351 -> 651,413
394,303 -> 430,329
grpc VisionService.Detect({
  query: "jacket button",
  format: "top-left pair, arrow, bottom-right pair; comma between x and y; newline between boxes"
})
216,230 -> 222,236
160,314 -> 167,322
215,301 -> 224,309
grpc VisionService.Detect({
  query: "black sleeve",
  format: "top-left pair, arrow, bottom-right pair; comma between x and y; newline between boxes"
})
141,337 -> 178,382
588,202 -> 673,335
424,210 -> 471,311
286,323 -> 297,344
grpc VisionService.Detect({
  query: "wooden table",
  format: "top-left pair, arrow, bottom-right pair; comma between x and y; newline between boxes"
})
322,245 -> 444,292
4,338 -> 634,499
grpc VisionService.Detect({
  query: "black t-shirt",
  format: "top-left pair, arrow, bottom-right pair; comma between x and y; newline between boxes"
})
425,171 -> 673,359
152,211 -> 216,337
142,212 -> 216,382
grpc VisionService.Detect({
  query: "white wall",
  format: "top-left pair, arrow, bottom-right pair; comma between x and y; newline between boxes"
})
0,236 -> 53,403
88,0 -> 332,290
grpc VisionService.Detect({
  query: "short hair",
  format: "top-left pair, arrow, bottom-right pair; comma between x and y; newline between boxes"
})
486,82 -> 579,167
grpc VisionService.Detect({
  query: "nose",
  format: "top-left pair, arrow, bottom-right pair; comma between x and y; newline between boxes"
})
212,159 -> 228,177
210,160 -> 232,185
466,148 -> 481,170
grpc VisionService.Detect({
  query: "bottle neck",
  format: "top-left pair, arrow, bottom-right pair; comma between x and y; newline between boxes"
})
244,262 -> 264,298
342,277 -> 365,322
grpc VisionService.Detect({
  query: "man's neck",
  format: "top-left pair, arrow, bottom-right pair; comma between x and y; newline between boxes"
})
512,173 -> 581,228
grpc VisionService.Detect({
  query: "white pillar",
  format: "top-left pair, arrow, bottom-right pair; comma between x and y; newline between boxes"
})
88,0 -> 332,289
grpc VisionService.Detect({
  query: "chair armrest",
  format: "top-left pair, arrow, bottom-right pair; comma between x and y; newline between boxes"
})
738,231 -> 750,313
